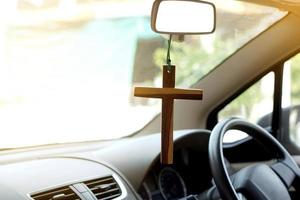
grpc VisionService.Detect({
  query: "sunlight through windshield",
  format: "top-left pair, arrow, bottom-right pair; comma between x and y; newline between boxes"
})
0,0 -> 286,148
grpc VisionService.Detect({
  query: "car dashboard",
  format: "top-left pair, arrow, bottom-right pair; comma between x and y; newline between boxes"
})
0,129 -> 292,200
0,130 -> 214,200
0,157 -> 137,200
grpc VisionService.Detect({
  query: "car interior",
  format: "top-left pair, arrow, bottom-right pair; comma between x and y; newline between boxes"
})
1,0 -> 300,200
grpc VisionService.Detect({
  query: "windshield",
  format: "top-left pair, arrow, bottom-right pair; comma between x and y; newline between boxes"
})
0,0 -> 285,148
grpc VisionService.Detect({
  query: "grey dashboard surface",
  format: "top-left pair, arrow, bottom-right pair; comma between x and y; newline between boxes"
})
0,157 -> 136,199
0,129 -> 211,199
1,129 -> 300,199
90,130 -> 211,189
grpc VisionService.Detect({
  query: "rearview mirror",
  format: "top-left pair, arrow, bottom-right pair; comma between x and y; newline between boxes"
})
151,0 -> 216,35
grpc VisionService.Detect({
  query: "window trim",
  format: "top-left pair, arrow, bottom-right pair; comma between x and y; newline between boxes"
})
207,48 -> 300,153
272,64 -> 284,137
278,56 -> 300,154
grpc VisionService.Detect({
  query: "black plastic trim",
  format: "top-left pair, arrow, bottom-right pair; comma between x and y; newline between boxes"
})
272,64 -> 284,137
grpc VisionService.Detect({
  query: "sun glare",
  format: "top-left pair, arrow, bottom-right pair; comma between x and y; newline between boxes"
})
0,0 -> 286,148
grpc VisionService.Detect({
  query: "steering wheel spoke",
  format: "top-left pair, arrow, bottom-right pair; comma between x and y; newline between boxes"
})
271,161 -> 296,188
232,164 -> 291,200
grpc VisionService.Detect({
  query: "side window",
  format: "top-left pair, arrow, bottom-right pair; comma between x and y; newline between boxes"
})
218,72 -> 274,142
283,53 -> 300,147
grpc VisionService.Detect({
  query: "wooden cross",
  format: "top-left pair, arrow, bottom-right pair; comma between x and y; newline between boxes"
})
134,65 -> 203,165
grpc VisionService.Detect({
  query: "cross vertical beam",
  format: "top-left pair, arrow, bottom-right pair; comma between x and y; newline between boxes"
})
161,65 -> 175,164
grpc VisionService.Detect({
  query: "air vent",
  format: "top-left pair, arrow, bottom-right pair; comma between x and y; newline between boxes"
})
31,185 -> 80,200
84,176 -> 122,200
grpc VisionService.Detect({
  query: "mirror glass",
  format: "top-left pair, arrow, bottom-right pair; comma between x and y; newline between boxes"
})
152,0 -> 216,34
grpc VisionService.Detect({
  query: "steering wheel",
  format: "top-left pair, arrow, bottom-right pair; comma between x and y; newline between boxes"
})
208,118 -> 300,200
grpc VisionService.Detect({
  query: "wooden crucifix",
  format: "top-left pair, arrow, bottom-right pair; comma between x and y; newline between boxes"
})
134,64 -> 203,165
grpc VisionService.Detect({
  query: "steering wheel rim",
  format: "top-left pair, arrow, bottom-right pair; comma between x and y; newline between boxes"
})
208,118 -> 300,200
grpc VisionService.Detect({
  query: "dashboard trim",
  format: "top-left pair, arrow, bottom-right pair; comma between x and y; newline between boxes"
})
27,174 -> 128,200
113,173 -> 128,200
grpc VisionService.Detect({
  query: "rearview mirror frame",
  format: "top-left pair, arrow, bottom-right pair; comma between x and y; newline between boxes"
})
151,0 -> 216,35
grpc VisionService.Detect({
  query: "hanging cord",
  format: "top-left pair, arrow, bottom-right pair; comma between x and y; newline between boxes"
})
166,34 -> 173,72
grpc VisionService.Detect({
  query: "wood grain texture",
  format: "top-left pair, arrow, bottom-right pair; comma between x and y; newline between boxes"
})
161,65 -> 175,165
134,87 -> 203,100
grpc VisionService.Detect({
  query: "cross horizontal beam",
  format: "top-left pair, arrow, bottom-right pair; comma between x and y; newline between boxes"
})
134,87 -> 203,100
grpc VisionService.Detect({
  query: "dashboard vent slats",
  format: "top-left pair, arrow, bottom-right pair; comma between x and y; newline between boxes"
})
31,185 -> 80,200
84,176 -> 122,200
